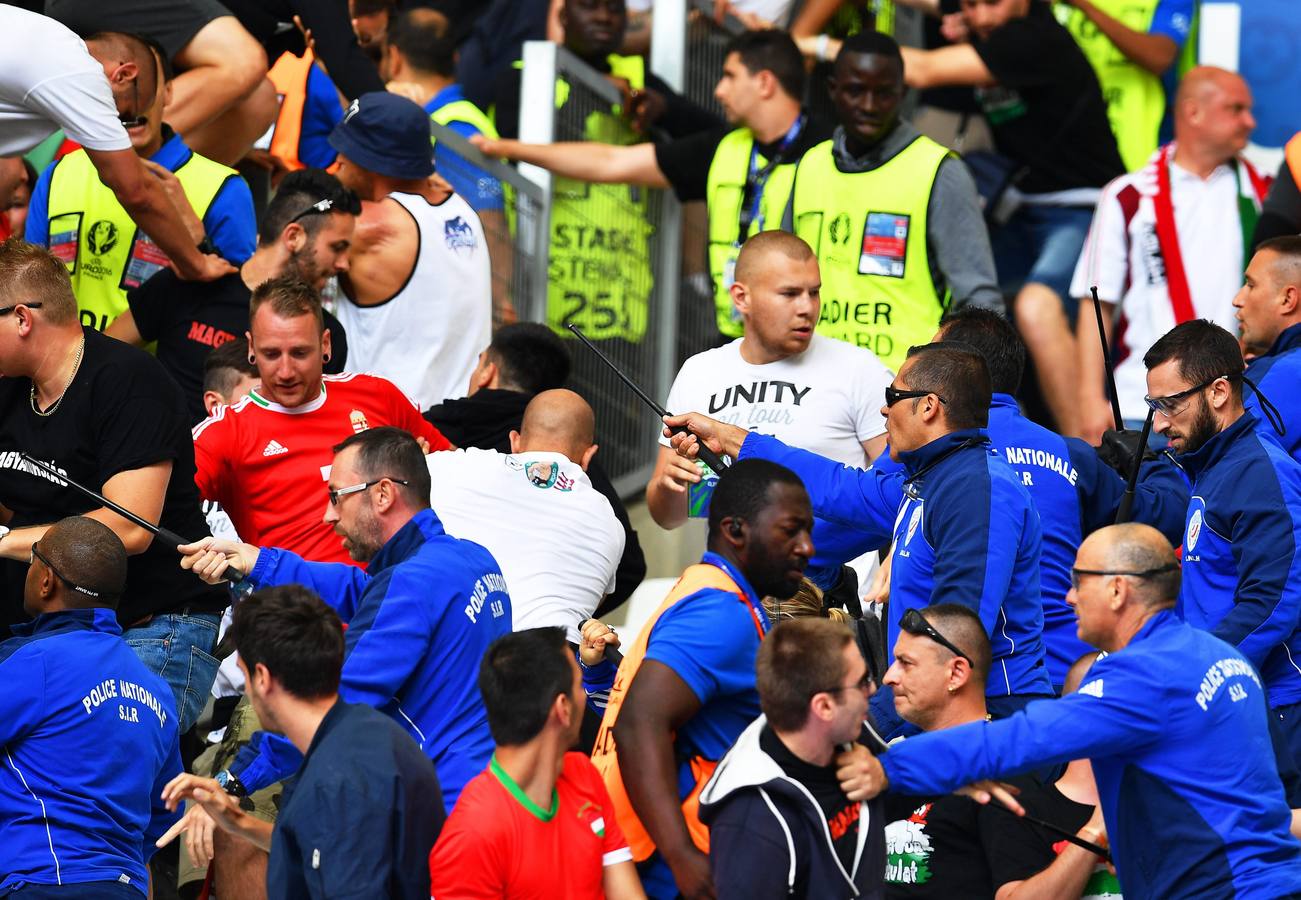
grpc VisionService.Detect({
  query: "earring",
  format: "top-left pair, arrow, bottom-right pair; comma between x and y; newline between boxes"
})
248,355 -> 256,365
947,685 -> 956,693
323,353 -> 331,363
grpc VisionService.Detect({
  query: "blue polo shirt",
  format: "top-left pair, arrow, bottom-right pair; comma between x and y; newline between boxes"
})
425,84 -> 505,212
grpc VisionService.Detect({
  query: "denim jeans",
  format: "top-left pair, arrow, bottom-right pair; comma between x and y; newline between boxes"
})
991,204 -> 1096,320
124,612 -> 221,734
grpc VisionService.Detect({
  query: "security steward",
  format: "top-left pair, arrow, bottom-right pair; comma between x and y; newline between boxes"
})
783,31 -> 1001,373
0,516 -> 182,898
26,45 -> 256,332
475,28 -> 827,340
260,48 -> 346,175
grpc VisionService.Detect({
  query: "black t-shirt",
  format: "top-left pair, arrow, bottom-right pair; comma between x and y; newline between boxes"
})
1020,783 -> 1120,899
654,115 -> 834,204
0,328 -> 226,631
971,14 -> 1125,195
760,725 -> 861,875
128,270 -> 349,423
883,774 -> 1056,898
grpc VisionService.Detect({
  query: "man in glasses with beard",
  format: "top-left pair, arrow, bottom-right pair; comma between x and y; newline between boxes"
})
1143,318 -> 1301,803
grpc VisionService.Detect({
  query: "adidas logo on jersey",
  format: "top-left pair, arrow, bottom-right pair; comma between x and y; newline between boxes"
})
262,440 -> 288,457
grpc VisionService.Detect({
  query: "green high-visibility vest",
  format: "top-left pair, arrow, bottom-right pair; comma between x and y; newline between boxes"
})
1056,0 -> 1167,171
46,147 -> 234,331
704,127 -> 802,338
791,136 -> 950,372
547,53 -> 653,342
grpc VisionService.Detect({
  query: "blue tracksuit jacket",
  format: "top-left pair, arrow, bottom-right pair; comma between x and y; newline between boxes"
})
840,394 -> 1189,687
879,610 -> 1301,900
0,608 -> 181,895
232,509 -> 512,810
741,429 -> 1052,699
1175,412 -> 1301,708
1246,322 -> 1301,460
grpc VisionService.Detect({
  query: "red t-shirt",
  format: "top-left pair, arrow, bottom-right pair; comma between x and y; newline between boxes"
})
430,752 -> 633,899
192,372 -> 449,564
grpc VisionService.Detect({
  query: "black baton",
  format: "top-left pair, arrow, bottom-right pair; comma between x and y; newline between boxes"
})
18,452 -> 247,583
988,802 -> 1111,861
1090,286 -> 1125,433
566,324 -> 730,476
1114,408 -> 1155,525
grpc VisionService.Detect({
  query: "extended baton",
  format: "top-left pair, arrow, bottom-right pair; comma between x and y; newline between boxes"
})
566,324 -> 731,475
987,801 -> 1111,861
18,453 -> 248,584
1090,286 -> 1125,432
1113,408 -> 1155,525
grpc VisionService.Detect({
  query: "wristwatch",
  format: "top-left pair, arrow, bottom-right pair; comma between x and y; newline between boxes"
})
214,769 -> 248,798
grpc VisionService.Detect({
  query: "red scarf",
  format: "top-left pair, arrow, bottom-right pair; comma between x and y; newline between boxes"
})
1152,143 -> 1270,323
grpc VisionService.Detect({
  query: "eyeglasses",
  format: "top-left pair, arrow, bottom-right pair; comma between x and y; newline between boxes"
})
810,672 -> 875,699
1143,374 -> 1232,416
118,76 -> 147,128
900,607 -> 973,666
30,543 -> 105,599
885,385 -> 947,408
1070,563 -> 1177,591
289,198 -> 335,227
0,302 -> 43,316
327,477 -> 409,506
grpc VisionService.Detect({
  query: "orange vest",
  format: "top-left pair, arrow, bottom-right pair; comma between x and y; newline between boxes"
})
1286,133 -> 1301,189
266,50 -> 319,172
591,563 -> 767,861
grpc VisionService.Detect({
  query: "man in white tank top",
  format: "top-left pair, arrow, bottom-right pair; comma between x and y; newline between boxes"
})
327,92 -> 492,409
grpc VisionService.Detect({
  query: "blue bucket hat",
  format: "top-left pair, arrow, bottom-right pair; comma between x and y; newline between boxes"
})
329,92 -> 434,180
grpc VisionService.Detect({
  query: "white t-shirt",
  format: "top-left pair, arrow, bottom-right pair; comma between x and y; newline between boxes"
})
0,7 -> 131,157
331,191 -> 491,409
1069,148 -> 1251,421
427,448 -> 625,642
663,335 -> 891,468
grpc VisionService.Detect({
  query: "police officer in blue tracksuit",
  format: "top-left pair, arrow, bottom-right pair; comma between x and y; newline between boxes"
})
0,517 -> 181,899
1246,321 -> 1301,460
186,429 -> 512,812
817,310 -> 1190,690
1144,321 -> 1301,791
868,523 -> 1301,900
677,342 -> 1054,738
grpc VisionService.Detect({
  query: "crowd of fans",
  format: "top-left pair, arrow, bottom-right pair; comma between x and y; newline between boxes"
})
4,0 -> 1301,898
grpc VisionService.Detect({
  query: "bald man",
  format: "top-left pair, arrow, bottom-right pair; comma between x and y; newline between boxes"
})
647,230 -> 892,532
1072,65 -> 1266,444
0,516 -> 182,896
843,523 -> 1301,899
426,389 -> 625,640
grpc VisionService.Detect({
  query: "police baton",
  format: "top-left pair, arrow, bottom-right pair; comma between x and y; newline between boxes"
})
1090,286 -> 1125,433
987,802 -> 1111,862
18,452 -> 248,584
566,324 -> 730,476
1113,409 -> 1155,525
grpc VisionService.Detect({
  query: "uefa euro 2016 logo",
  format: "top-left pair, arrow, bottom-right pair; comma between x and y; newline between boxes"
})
87,220 -> 118,256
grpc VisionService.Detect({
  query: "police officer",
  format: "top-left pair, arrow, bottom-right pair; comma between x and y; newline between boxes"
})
782,31 -> 1001,373
843,523 -> 1301,900
667,342 -> 1054,737
0,516 -> 182,897
179,427 -> 512,811
475,29 -> 828,340
26,44 -> 256,332
849,308 -> 1189,690
1235,236 -> 1301,459
1143,319 -> 1301,795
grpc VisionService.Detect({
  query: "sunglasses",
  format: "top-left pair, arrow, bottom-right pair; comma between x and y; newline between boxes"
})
31,543 -> 106,599
0,301 -> 42,316
327,477 -> 408,506
885,385 -> 947,408
289,198 -> 336,227
1070,563 -> 1177,591
1143,374 -> 1232,416
900,607 -> 973,666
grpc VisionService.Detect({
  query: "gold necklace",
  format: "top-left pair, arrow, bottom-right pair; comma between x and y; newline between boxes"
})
30,336 -> 85,417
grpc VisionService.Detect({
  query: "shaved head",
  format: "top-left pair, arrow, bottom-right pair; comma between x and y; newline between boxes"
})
1256,237 -> 1301,290
1084,523 -> 1180,608
923,603 -> 991,686
85,31 -> 160,106
1173,66 -> 1254,159
1175,66 -> 1243,110
37,517 -> 128,608
516,389 -> 596,463
733,230 -> 815,286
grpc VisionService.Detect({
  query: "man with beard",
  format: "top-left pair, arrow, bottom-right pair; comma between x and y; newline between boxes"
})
1143,319 -> 1301,797
179,426 -> 511,811
107,167 -> 356,421
591,459 -> 814,899
191,277 -> 449,566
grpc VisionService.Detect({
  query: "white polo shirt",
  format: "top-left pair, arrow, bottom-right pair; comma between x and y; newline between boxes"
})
1069,148 -> 1250,421
0,7 -> 131,157
662,334 -> 891,467
427,448 -> 624,642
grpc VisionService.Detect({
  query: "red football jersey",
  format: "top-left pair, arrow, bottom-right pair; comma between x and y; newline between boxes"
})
430,752 -> 633,899
192,372 -> 449,565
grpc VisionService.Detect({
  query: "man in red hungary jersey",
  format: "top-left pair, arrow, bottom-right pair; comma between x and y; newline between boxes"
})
192,275 -> 449,565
